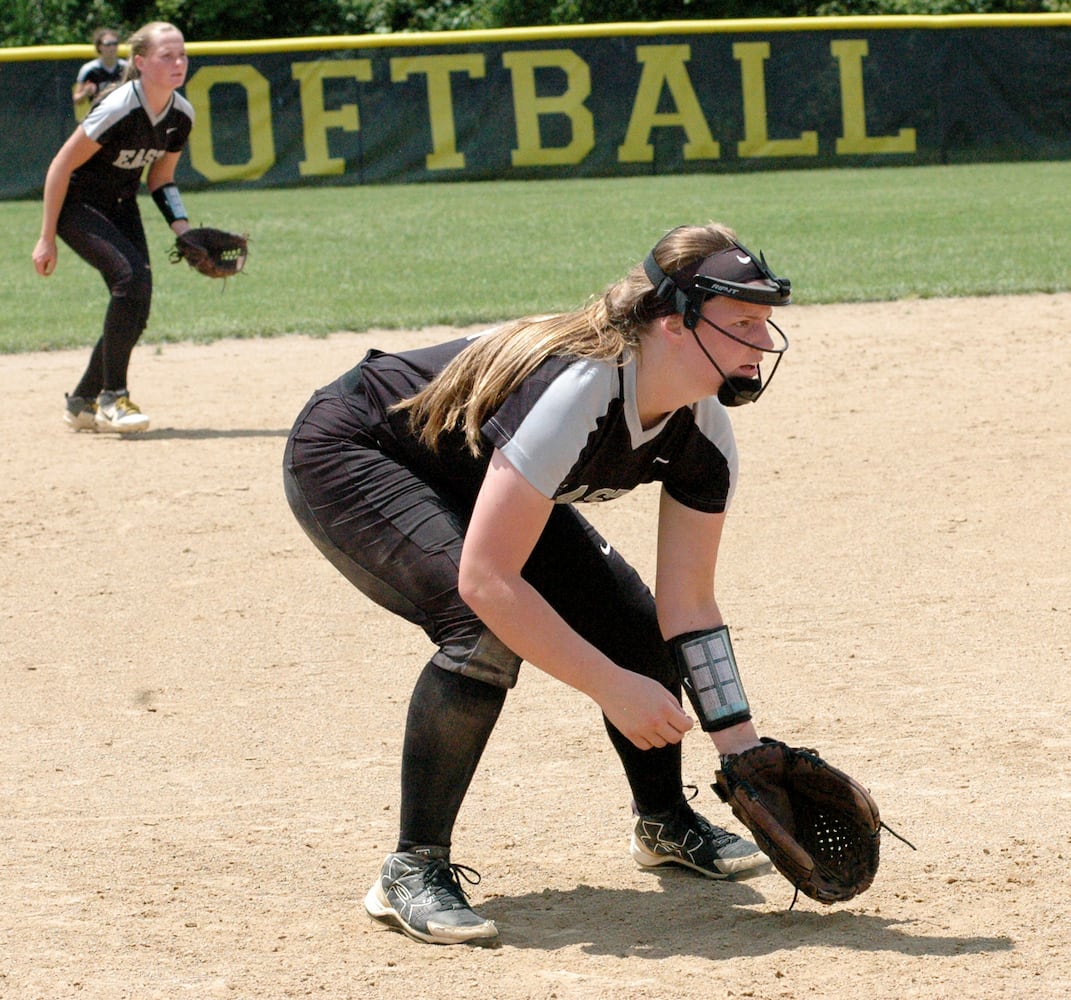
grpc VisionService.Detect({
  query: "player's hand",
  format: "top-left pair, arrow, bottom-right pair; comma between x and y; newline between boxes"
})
594,669 -> 694,750
33,237 -> 57,277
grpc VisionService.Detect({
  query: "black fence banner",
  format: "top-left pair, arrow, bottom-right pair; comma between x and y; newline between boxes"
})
3,15 -> 1070,200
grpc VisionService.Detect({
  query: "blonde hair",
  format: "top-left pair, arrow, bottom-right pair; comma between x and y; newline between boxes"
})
121,22 -> 183,83
396,221 -> 739,455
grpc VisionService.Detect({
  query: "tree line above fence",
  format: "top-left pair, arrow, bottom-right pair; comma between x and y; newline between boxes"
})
4,0 -> 1068,49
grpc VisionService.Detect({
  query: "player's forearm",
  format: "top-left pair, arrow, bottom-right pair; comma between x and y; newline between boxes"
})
38,166 -> 70,240
709,720 -> 761,757
656,596 -> 724,643
653,548 -> 724,640
459,571 -> 619,696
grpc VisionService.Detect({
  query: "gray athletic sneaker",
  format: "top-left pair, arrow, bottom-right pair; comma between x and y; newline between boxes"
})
363,846 -> 499,946
64,393 -> 98,431
630,802 -> 771,879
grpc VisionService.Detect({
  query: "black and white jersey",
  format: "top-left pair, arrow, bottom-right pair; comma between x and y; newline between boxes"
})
68,80 -> 194,207
352,331 -> 738,515
75,57 -> 128,92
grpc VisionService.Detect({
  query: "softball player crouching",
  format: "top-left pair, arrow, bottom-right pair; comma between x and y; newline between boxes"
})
284,222 -> 792,945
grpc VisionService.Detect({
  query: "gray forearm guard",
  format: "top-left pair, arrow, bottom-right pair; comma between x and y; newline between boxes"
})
670,626 -> 752,732
152,182 -> 188,225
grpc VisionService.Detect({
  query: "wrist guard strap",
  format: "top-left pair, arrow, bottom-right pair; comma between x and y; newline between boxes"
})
152,183 -> 188,225
670,626 -> 751,732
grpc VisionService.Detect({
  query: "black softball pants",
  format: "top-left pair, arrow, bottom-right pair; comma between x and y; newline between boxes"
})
283,387 -> 686,850
58,198 -> 153,397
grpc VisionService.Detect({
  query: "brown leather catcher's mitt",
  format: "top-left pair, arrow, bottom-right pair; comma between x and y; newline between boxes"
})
170,227 -> 249,278
713,739 -> 886,904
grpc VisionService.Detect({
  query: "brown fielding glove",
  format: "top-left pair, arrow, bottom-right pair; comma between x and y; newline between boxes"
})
169,227 -> 249,278
713,739 -> 886,905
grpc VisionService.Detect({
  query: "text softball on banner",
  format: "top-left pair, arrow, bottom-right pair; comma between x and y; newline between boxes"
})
187,37 -> 916,185
3,19 -> 1070,198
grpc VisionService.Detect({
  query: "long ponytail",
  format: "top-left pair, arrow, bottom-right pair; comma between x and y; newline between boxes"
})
394,221 -> 740,455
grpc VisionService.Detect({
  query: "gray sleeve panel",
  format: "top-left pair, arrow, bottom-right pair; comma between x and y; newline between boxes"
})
80,84 -> 141,140
75,59 -> 100,84
489,359 -> 615,499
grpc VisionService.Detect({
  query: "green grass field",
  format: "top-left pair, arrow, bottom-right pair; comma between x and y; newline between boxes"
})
4,160 -> 1069,354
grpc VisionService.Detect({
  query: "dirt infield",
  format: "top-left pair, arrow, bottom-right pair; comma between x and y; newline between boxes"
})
2,295 -> 1069,1000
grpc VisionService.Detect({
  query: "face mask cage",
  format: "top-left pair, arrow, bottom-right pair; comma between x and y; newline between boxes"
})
689,313 -> 789,407
694,312 -> 790,357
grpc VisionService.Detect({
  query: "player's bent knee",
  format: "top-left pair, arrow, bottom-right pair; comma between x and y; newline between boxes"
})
432,629 -> 521,690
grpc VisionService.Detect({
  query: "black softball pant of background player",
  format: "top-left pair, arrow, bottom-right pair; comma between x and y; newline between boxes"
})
57,197 -> 153,397
283,389 -> 689,850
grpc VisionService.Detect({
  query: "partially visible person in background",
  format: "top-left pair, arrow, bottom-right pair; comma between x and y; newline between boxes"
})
34,22 -> 193,433
72,28 -> 128,119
